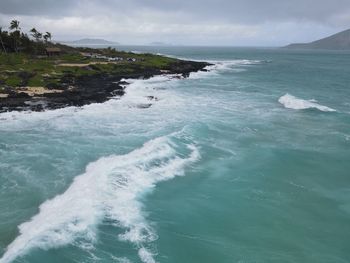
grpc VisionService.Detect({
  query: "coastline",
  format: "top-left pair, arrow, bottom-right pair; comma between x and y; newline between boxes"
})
0,59 -> 210,113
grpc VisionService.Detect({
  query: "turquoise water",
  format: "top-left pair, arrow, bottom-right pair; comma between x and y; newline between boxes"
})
1,47 -> 350,263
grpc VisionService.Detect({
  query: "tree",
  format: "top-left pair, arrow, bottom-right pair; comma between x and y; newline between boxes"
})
9,20 -> 21,52
30,28 -> 37,39
30,28 -> 43,42
37,32 -> 43,42
9,20 -> 20,31
43,32 -> 52,43
30,28 -> 44,54
0,27 -> 7,53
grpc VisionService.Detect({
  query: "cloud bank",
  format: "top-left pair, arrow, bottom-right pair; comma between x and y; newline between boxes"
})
1,0 -> 349,46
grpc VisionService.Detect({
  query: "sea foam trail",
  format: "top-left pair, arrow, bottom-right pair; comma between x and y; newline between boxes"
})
188,59 -> 266,80
0,135 -> 200,263
278,93 -> 336,112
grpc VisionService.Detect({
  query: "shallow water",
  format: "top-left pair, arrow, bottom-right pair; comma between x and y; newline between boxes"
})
1,47 -> 350,263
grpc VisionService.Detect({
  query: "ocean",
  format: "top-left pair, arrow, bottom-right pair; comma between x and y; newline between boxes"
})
0,47 -> 350,263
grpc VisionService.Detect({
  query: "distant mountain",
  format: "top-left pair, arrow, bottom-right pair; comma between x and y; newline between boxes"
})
284,29 -> 350,50
60,38 -> 119,45
149,42 -> 172,46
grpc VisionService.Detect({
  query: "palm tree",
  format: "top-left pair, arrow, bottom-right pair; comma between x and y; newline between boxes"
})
30,28 -> 43,54
0,27 -> 7,53
9,20 -> 21,52
30,28 -> 42,42
9,20 -> 20,31
43,32 -> 52,44
30,27 -> 37,36
45,32 -> 52,42
37,32 -> 43,42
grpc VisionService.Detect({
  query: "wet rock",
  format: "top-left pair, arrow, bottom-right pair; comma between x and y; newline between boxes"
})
136,103 -> 152,109
8,92 -> 31,98
146,96 -> 158,101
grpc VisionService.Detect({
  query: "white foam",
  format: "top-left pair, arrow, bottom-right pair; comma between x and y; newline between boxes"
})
121,75 -> 180,107
0,135 -> 200,263
189,59 -> 265,79
206,59 -> 264,68
0,74 -> 183,132
0,58 -> 256,126
278,93 -> 336,112
138,247 -> 156,263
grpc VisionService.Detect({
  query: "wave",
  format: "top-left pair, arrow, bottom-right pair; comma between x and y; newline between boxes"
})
0,74 -> 180,130
0,134 -> 200,263
278,93 -> 336,112
188,59 -> 266,79
0,57 -> 262,124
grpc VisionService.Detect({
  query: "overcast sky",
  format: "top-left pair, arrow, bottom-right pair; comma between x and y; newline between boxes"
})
0,0 -> 349,46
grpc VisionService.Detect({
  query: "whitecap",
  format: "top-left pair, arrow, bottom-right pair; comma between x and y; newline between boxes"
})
188,59 -> 265,79
0,134 -> 200,263
138,247 -> 156,263
278,93 -> 336,112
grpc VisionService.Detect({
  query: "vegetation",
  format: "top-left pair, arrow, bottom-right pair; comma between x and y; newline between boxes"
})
0,52 -> 179,89
0,20 -> 208,112
0,20 -> 52,54
0,20 -> 180,90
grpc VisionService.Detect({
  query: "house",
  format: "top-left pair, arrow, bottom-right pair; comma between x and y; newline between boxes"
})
108,57 -> 123,62
46,47 -> 61,57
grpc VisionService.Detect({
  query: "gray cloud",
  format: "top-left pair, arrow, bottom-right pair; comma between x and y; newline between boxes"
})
0,0 -> 78,16
126,0 -> 350,25
2,0 -> 350,24
1,0 -> 349,45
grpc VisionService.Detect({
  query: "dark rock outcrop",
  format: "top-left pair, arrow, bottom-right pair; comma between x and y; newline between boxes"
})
0,60 -> 210,113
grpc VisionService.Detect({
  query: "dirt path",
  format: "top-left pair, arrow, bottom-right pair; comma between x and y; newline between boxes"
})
58,61 -> 119,67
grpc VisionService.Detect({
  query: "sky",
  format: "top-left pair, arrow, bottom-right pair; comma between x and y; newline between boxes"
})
0,0 -> 350,46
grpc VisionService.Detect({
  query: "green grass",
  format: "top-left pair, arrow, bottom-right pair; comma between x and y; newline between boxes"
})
5,75 -> 22,86
0,50 -> 179,89
27,75 -> 45,87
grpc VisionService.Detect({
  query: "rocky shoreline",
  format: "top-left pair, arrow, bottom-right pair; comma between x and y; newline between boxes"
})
0,60 -> 210,113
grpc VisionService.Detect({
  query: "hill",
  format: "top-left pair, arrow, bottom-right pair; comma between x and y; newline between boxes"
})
284,29 -> 350,50
60,38 -> 119,46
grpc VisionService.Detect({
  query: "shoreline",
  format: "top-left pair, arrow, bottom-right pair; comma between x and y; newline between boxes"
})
0,59 -> 210,113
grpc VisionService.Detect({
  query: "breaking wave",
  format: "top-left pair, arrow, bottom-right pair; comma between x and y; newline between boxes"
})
0,134 -> 200,263
278,93 -> 336,112
189,59 -> 267,79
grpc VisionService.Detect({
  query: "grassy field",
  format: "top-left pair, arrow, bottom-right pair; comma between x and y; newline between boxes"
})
0,51 -> 178,91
